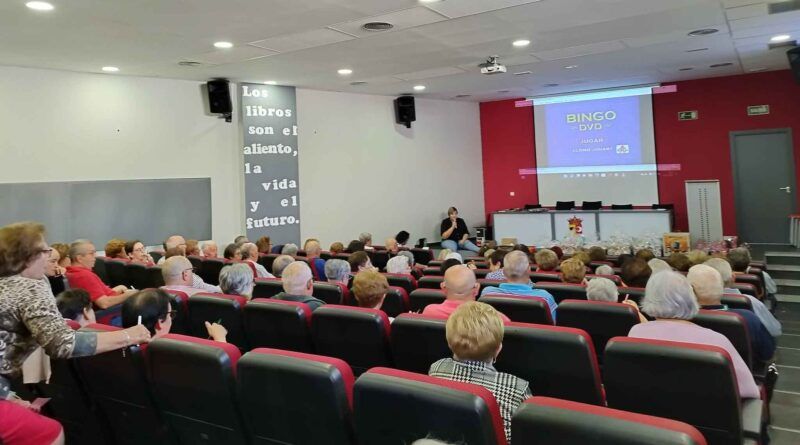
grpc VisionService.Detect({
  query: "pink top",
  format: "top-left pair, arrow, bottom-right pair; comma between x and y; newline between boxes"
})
422,299 -> 511,323
628,320 -> 759,399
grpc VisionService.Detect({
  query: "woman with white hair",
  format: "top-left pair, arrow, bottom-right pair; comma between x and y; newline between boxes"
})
628,271 -> 759,399
587,277 -> 647,323
594,264 -> 615,276
386,255 -> 412,275
325,259 -> 351,286
647,258 -> 672,275
219,263 -> 254,299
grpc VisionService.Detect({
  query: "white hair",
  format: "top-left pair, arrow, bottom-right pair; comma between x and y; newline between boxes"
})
386,255 -> 410,274
503,250 -> 530,281
281,243 -> 299,256
272,255 -> 295,277
586,277 -> 618,302
594,264 -> 614,276
397,250 -> 415,266
324,259 -> 350,282
687,264 -> 724,303
239,242 -> 258,260
282,261 -> 313,295
444,252 -> 463,263
647,258 -> 672,275
219,263 -> 254,297
642,271 -> 698,320
704,258 -> 735,286
359,232 -> 372,244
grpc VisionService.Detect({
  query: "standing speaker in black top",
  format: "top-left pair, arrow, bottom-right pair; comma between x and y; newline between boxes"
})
207,80 -> 232,114
394,96 -> 416,128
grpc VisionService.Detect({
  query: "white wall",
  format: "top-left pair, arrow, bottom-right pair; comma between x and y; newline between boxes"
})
0,65 -> 243,244
0,65 -> 485,248
296,89 -> 484,247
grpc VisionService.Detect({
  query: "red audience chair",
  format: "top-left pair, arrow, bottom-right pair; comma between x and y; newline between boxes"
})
534,283 -> 587,303
479,294 -> 554,325
313,281 -> 345,304
311,305 -> 392,375
692,309 -> 753,370
237,348 -> 355,445
147,334 -> 248,445
512,396 -> 707,445
252,277 -> 283,298
408,288 -> 446,312
390,313 -> 451,373
380,286 -> 410,317
354,367 -> 507,445
188,293 -> 248,349
243,298 -> 313,353
556,299 -> 641,363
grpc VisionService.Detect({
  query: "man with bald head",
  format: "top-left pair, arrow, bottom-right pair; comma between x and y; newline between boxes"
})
161,256 -> 206,296
422,265 -> 510,321
270,261 -> 326,311
688,264 -> 775,362
481,250 -> 557,321
157,235 -> 187,265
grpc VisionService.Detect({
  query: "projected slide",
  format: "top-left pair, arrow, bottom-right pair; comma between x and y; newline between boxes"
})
533,87 -> 658,206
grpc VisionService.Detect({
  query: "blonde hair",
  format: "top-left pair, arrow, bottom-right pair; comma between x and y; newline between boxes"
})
105,238 -> 127,259
446,301 -> 504,362
0,222 -> 46,277
560,259 -> 586,284
687,250 -> 710,267
352,269 -> 390,309
437,249 -> 453,261
534,249 -> 558,271
572,251 -> 591,266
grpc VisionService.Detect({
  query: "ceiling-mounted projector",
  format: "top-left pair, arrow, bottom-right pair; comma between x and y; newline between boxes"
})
479,56 -> 507,75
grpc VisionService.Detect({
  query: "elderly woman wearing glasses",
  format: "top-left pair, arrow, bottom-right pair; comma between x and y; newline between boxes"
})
0,222 -> 151,445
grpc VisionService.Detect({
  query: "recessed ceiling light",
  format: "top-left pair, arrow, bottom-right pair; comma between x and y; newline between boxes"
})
362,22 -> 393,32
771,34 -> 792,43
688,28 -> 718,37
413,85 -> 426,91
513,39 -> 531,47
709,62 -> 733,68
25,1 -> 53,11
337,68 -> 353,75
419,0 -> 442,3
564,65 -> 579,69
101,66 -> 119,72
214,41 -> 233,49
264,81 -> 277,85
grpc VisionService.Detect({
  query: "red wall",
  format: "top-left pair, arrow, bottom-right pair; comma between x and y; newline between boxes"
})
480,70 -> 800,235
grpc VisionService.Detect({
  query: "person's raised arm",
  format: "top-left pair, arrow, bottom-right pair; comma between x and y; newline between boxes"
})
441,218 -> 456,239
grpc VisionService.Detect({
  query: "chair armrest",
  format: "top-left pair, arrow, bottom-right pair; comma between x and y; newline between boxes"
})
741,397 -> 763,439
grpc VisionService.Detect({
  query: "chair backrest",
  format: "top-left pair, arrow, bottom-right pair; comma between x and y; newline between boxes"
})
354,367 -> 507,445
390,313 -> 451,373
513,396 -> 707,445
721,294 -> 753,311
243,298 -> 313,353
587,273 -> 622,285
75,324 -> 174,445
252,278 -> 284,298
125,262 -> 149,290
145,266 -> 166,288
147,334 -> 248,445
105,259 -> 130,287
310,281 -> 343,304
556,300 -> 641,362
534,283 -> 588,303
257,253 -> 280,273
366,250 -> 390,271
311,305 -> 392,375
731,282 -> 757,297
409,248 -> 434,265
380,286 -> 409,317
237,348 -> 355,445
529,272 -> 564,283
618,286 -> 646,304
188,293 -> 248,349
383,273 -> 417,295
187,255 -> 204,271
479,294 -> 553,325
556,201 -> 575,210
734,274 -> 764,296
604,337 -> 744,445
422,266 -> 441,276
200,258 -> 227,285
409,288 -> 446,312
692,309 -> 752,369
478,279 -> 506,293
417,276 -> 444,289
92,256 -> 110,285
611,204 -> 634,210
161,289 -> 190,335
496,322 -> 604,405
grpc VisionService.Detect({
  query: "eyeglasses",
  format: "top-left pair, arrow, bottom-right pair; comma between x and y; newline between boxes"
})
167,310 -> 178,320
38,248 -> 53,256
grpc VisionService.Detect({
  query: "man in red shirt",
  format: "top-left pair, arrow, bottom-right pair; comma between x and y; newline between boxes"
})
65,240 -> 136,309
422,265 -> 510,322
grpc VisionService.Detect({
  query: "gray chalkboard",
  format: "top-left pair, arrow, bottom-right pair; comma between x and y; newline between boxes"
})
0,178 -> 211,246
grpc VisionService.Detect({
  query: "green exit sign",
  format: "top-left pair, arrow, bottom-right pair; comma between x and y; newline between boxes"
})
678,110 -> 698,121
747,105 -> 770,116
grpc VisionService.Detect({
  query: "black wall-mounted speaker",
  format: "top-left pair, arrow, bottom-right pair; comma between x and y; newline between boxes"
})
207,80 -> 232,114
394,95 -> 416,128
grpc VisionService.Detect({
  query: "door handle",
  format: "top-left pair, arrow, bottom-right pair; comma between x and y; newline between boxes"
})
780,186 -> 792,194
